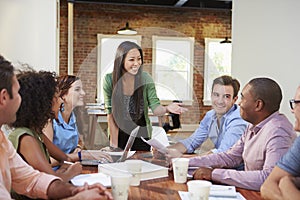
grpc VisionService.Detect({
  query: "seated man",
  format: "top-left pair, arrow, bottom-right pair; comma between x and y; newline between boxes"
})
168,75 -> 247,155
189,77 -> 296,191
261,85 -> 300,199
0,55 -> 112,200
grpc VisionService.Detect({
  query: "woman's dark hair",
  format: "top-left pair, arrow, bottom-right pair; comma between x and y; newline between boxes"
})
57,75 -> 80,98
112,41 -> 144,127
12,70 -> 57,134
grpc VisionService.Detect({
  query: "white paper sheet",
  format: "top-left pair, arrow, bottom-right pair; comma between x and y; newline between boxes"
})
141,137 -> 167,153
178,191 -> 246,200
71,173 -> 111,187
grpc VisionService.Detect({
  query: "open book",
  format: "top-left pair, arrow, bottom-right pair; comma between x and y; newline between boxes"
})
98,160 -> 168,181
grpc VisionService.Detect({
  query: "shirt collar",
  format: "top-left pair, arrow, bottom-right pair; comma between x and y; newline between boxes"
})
249,111 -> 279,134
56,111 -> 76,126
212,104 -> 237,120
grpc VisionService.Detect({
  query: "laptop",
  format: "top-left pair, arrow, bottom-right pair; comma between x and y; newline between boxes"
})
81,126 -> 139,165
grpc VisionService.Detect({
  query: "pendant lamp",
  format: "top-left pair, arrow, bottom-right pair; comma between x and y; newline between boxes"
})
117,22 -> 137,35
220,11 -> 232,44
220,37 -> 231,44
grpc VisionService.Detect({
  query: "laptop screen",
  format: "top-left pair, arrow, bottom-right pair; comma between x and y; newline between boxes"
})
80,126 -> 140,165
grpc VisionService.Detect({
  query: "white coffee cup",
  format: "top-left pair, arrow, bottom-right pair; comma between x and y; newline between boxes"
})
187,180 -> 212,200
172,158 -> 189,183
110,173 -> 132,200
125,160 -> 142,186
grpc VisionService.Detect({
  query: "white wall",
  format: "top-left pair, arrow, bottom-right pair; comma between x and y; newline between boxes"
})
232,0 -> 300,125
0,0 -> 58,72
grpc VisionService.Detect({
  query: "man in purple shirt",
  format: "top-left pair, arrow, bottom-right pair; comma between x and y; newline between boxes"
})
189,77 -> 296,191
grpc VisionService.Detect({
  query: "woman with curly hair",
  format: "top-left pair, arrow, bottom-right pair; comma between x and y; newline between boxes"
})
43,75 -> 112,168
8,70 -> 82,184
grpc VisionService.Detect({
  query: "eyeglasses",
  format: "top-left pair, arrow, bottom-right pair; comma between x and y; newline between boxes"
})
289,99 -> 300,110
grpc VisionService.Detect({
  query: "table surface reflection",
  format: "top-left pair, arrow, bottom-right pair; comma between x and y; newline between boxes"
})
82,151 -> 262,200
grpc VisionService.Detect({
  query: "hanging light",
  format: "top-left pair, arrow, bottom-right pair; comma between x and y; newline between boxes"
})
117,22 -> 137,35
220,37 -> 231,44
220,10 -> 232,44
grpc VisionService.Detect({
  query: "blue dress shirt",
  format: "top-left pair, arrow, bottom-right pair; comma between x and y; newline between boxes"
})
52,111 -> 79,154
180,104 -> 247,153
277,135 -> 300,176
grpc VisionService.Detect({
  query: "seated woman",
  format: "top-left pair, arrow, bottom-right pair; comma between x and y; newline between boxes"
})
8,69 -> 82,183
43,75 -> 112,168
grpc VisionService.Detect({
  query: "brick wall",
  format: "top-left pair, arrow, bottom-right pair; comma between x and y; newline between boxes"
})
59,0 -> 231,124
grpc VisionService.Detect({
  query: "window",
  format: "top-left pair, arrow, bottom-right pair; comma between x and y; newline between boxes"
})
96,34 -> 141,103
152,36 -> 194,105
203,38 -> 232,105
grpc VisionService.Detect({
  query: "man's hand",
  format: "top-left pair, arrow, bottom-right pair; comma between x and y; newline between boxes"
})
193,167 -> 213,180
165,148 -> 184,170
70,183 -> 113,200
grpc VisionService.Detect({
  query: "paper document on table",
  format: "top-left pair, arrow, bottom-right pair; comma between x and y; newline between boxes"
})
179,191 -> 246,200
210,185 -> 237,197
98,160 -> 168,181
141,137 -> 167,154
71,173 -> 111,187
178,184 -> 242,200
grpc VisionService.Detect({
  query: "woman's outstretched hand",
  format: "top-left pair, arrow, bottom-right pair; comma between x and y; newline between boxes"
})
166,103 -> 188,114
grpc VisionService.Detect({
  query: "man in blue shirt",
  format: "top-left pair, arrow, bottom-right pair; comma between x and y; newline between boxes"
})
261,86 -> 300,199
168,75 -> 247,155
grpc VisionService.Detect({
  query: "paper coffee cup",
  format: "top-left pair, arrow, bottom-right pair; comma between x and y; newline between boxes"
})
187,180 -> 212,200
172,158 -> 189,183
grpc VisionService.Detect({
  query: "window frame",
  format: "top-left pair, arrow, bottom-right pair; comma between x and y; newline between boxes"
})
203,37 -> 232,106
152,35 -> 194,105
96,34 -> 142,103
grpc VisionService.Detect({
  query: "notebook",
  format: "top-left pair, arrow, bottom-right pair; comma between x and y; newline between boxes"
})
81,126 -> 139,165
98,160 -> 168,182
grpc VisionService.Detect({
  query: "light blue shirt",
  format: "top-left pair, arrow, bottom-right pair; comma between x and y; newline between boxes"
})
180,104 -> 247,153
52,111 -> 79,154
277,135 -> 300,176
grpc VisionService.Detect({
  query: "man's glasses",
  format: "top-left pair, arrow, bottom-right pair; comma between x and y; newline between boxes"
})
289,99 -> 300,110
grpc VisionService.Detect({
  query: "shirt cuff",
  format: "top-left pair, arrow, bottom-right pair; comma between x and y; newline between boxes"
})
211,148 -> 218,153
211,168 -> 224,182
36,174 -> 62,199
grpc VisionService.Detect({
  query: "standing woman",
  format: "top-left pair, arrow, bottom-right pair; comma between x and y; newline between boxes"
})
103,41 -> 187,151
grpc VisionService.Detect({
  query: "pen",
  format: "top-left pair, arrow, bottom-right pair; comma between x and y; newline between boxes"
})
64,161 -> 75,165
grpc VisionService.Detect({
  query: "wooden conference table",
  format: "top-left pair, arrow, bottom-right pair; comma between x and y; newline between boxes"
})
82,151 -> 262,200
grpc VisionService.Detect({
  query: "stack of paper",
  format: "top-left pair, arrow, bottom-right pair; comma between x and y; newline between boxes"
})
178,184 -> 246,200
98,160 -> 168,181
210,185 -> 237,198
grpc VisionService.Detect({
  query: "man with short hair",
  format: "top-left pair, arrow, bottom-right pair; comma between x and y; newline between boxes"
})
189,77 -> 297,191
168,75 -> 247,155
0,55 -> 112,200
